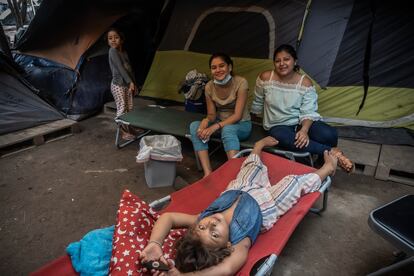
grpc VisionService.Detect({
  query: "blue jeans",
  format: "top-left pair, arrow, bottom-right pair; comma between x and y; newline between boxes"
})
190,120 -> 252,152
268,121 -> 338,155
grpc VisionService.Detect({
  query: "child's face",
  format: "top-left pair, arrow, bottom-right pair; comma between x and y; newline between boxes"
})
108,30 -> 122,49
196,213 -> 230,248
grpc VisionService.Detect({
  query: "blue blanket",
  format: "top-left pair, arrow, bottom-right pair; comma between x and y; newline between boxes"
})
66,226 -> 114,276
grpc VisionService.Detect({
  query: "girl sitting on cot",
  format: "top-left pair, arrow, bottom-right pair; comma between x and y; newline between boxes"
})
141,136 -> 338,275
189,53 -> 252,178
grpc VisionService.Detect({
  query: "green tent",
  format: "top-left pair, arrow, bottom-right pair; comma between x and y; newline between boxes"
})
141,0 -> 414,130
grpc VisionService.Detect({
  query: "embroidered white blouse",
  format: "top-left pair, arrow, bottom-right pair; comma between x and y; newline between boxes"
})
250,74 -> 321,130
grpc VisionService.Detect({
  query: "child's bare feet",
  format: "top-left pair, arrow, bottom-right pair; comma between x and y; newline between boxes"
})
323,150 -> 337,176
315,150 -> 338,181
257,136 -> 278,148
253,136 -> 279,154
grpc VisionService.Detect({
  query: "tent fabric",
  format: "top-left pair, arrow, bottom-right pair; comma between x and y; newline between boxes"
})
141,0 -> 307,101
298,0 -> 414,129
5,0 -> 413,131
11,0 -> 168,120
14,52 -> 113,120
140,50 -> 273,103
158,0 -> 307,58
0,24 -> 12,59
141,0 -> 413,130
317,86 -> 414,129
0,55 -> 64,135
368,2 -> 414,88
297,0 -> 359,87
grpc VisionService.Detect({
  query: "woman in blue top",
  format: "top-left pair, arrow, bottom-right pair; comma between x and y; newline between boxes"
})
251,44 -> 353,173
140,136 -> 338,275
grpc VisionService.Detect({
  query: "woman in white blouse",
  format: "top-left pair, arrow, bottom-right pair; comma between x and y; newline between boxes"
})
251,44 -> 353,172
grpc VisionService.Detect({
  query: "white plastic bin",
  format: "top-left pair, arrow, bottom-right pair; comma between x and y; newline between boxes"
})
136,135 -> 183,188
144,159 -> 177,188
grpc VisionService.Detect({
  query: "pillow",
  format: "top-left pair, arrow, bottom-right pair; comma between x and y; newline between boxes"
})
109,190 -> 185,275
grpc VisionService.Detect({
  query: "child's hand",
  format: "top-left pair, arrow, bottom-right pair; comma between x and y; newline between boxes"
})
144,259 -> 173,276
128,82 -> 136,95
141,242 -> 163,260
141,242 -> 164,270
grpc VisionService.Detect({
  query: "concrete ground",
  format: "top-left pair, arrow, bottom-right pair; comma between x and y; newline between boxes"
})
0,113 -> 413,276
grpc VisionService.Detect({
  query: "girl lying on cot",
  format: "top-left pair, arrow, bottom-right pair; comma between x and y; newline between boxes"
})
141,136 -> 337,275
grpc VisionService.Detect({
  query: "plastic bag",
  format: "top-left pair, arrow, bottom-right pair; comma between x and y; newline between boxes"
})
136,135 -> 183,163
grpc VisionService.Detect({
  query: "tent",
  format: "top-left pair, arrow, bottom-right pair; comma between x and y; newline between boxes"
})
11,0 -> 168,120
140,0 -> 414,131
0,26 -> 64,135
298,0 -> 414,129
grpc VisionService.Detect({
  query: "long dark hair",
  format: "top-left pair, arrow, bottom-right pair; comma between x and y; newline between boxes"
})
174,228 -> 232,272
273,44 -> 300,72
106,27 -> 125,42
208,53 -> 234,75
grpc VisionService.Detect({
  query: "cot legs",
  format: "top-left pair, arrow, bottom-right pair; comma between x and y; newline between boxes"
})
310,189 -> 329,214
115,123 -> 150,149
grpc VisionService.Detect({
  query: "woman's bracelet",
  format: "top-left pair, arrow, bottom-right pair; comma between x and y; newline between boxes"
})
217,122 -> 223,129
148,240 -> 163,248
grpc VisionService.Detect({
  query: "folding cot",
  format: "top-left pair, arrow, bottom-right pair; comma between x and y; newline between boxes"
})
114,105 -> 313,166
367,194 -> 414,275
31,150 -> 331,276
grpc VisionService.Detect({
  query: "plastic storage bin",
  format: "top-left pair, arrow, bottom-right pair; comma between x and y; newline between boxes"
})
144,159 -> 177,188
136,135 -> 183,188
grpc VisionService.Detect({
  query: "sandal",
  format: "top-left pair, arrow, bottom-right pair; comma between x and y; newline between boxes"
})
121,129 -> 136,141
129,126 -> 147,136
330,147 -> 355,173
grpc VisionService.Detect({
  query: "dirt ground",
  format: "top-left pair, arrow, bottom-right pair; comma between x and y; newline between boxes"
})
0,113 -> 413,276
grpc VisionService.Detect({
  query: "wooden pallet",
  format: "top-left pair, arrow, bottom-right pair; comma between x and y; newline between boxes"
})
375,145 -> 414,186
0,119 -> 81,158
337,139 -> 381,176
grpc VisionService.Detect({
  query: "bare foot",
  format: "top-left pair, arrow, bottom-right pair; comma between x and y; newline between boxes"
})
253,136 -> 279,155
256,136 -> 278,148
315,150 -> 338,181
323,150 -> 338,176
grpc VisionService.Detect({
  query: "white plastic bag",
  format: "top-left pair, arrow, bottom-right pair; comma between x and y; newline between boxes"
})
136,135 -> 183,163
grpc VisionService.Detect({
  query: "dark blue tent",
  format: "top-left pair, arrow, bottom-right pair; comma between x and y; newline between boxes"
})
0,26 -> 63,135
12,0 -> 169,120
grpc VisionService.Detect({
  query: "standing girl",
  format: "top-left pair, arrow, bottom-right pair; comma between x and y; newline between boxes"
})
107,28 -> 137,140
